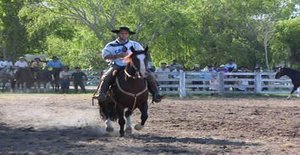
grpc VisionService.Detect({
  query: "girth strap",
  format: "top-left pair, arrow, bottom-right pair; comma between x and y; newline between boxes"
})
115,77 -> 148,110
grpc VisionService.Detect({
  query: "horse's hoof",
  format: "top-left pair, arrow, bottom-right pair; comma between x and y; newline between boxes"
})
106,127 -> 114,132
125,127 -> 132,134
120,133 -> 125,137
134,124 -> 144,131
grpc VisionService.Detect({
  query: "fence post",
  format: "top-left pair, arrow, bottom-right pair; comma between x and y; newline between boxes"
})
218,72 -> 224,94
255,72 -> 262,94
179,70 -> 186,98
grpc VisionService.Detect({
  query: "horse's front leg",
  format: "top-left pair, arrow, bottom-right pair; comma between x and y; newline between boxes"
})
135,102 -> 148,131
105,119 -> 114,132
125,110 -> 133,135
118,107 -> 125,137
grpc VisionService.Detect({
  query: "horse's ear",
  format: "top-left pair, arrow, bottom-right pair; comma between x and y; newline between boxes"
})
144,46 -> 149,52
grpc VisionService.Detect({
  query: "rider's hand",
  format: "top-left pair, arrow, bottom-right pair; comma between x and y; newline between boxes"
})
117,52 -> 128,58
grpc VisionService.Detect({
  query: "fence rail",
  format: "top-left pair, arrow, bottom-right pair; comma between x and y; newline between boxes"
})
83,70 -> 299,97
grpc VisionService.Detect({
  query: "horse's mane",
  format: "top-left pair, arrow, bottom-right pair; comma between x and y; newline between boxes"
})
282,67 -> 300,73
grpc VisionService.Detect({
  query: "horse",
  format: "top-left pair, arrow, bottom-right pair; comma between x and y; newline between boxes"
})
50,68 -> 61,92
275,67 -> 300,99
14,68 -> 35,91
0,67 -> 15,91
98,47 -> 150,137
33,68 -> 53,92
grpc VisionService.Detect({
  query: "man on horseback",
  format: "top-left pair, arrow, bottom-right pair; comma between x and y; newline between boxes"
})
97,26 -> 162,103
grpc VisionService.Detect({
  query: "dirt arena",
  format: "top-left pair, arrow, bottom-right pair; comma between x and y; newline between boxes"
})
0,94 -> 299,154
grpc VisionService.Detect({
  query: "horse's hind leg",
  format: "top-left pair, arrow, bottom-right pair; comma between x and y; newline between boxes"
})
288,85 -> 298,100
125,110 -> 133,135
135,102 -> 148,131
118,108 -> 125,137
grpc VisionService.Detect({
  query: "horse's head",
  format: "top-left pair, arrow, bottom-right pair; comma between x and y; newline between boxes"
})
124,46 -> 149,78
275,67 -> 285,79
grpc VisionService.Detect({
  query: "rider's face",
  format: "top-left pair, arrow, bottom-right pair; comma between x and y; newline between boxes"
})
118,30 -> 130,41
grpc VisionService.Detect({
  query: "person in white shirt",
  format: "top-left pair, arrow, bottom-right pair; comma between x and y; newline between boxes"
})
155,62 -> 170,91
155,62 -> 170,79
225,59 -> 237,72
0,57 -> 6,70
59,66 -> 71,93
14,57 -> 28,69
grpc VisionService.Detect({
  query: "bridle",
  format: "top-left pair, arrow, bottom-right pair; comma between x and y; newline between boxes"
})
124,63 -> 142,79
124,52 -> 147,79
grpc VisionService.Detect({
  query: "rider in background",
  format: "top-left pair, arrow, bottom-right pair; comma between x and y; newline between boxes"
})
0,56 -> 6,71
14,57 -> 28,69
46,56 -> 63,70
31,57 -> 44,79
97,26 -> 162,103
46,56 -> 64,91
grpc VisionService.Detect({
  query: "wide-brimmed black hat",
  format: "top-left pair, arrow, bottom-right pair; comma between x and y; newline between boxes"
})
111,27 -> 135,35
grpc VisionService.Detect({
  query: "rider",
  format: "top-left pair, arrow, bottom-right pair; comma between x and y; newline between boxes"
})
14,57 -> 29,69
31,57 -> 44,79
97,26 -> 162,103
0,56 -> 5,71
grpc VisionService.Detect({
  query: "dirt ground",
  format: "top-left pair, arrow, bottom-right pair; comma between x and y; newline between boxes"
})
0,94 -> 299,155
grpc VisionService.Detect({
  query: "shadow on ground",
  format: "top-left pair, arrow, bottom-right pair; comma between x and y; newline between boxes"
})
0,123 -> 260,154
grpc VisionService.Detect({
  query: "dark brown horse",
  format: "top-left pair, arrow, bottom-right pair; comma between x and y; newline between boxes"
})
14,68 -> 35,91
275,67 -> 300,99
98,47 -> 149,137
0,67 -> 15,91
33,68 -> 53,92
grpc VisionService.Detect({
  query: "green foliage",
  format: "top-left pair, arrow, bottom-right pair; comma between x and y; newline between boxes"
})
0,0 -> 299,70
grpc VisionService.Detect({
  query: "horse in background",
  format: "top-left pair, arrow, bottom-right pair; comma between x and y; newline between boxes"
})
275,67 -> 300,99
50,68 -> 61,92
0,67 -> 15,91
33,68 -> 53,92
14,68 -> 35,92
98,47 -> 150,137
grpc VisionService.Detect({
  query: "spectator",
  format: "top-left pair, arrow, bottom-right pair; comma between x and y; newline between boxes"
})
217,65 -> 228,72
225,59 -> 237,72
191,64 -> 203,91
155,62 -> 170,91
4,58 -> 14,69
72,66 -> 87,93
59,66 -> 71,93
14,57 -> 29,69
47,56 -> 63,69
0,56 -> 6,70
169,59 -> 183,72
203,64 -> 218,90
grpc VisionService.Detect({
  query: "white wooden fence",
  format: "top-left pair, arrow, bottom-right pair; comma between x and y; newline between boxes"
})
154,71 -> 300,97
84,70 -> 300,97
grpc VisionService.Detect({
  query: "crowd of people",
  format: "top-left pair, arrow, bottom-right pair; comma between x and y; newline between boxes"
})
0,56 -> 88,93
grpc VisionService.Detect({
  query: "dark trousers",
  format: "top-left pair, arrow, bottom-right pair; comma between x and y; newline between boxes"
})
60,79 -> 70,93
74,80 -> 86,93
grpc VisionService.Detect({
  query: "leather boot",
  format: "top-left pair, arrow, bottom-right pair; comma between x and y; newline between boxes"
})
146,73 -> 163,103
97,68 -> 114,102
